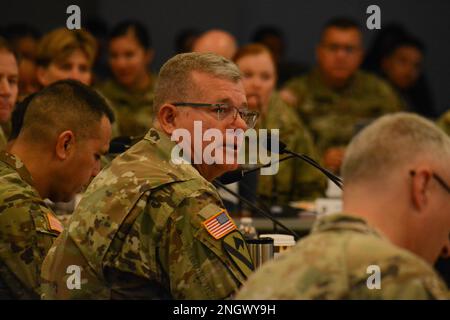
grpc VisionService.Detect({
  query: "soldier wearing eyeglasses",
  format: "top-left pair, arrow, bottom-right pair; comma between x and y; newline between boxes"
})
280,17 -> 404,174
41,53 -> 257,299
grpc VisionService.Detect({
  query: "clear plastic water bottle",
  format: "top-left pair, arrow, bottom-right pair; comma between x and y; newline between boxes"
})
239,217 -> 258,240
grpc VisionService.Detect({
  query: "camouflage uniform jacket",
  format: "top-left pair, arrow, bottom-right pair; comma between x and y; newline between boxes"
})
285,69 -> 404,154
256,92 -> 326,203
237,213 -> 449,299
41,128 -> 254,299
0,151 -> 62,299
97,76 -> 155,137
437,110 -> 450,136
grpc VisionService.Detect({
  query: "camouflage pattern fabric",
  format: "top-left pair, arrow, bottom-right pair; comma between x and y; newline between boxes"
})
284,69 -> 404,154
41,128 -> 254,300
237,213 -> 449,300
97,76 -> 155,138
256,92 -> 327,203
0,151 -> 62,299
437,110 -> 450,136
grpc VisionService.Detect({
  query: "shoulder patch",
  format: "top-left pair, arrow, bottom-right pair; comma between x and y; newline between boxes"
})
202,209 -> 236,240
46,212 -> 64,233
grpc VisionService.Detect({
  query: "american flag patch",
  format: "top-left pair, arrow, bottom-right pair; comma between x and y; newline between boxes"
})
203,210 -> 236,240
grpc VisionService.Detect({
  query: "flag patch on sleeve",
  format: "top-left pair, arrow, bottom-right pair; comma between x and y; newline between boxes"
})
203,209 -> 237,240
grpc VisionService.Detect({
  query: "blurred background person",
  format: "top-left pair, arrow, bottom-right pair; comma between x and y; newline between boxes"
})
174,28 -> 200,54
97,20 -> 155,137
0,38 -> 18,150
233,44 -> 326,207
251,26 -> 308,88
2,23 -> 40,61
36,27 -> 97,87
280,17 -> 403,174
363,24 -> 436,118
192,29 -> 238,60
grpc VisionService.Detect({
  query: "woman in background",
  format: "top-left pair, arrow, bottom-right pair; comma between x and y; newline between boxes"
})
233,44 -> 326,206
97,20 -> 155,137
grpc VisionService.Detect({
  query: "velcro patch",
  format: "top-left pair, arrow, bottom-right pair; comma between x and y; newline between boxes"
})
46,212 -> 64,233
202,209 -> 236,240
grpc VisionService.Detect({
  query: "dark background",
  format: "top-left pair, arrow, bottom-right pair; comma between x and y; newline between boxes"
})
1,0 -> 449,115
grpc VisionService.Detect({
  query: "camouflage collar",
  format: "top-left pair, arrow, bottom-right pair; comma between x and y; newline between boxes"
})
311,213 -> 384,239
311,68 -> 360,94
0,150 -> 35,186
143,128 -> 208,182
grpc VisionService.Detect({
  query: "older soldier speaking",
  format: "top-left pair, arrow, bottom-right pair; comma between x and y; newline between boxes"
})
41,53 -> 258,299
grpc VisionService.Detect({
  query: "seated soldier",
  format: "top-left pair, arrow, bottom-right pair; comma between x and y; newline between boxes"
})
233,44 -> 326,205
0,80 -> 113,299
281,17 -> 403,173
41,53 -> 257,300
237,113 -> 449,299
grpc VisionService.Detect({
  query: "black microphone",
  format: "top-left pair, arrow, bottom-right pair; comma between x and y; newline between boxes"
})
213,180 -> 300,240
218,135 -> 343,189
262,134 -> 342,188
218,155 -> 296,184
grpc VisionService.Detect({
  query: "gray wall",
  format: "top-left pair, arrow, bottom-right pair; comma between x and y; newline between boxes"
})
2,0 -> 449,115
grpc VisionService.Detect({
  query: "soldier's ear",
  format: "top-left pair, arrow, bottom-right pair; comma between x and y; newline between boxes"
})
158,104 -> 178,135
410,168 -> 432,211
55,130 -> 75,160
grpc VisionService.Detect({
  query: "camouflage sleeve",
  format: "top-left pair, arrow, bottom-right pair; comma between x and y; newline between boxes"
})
158,193 -> 253,299
348,262 -> 449,300
0,198 -> 61,298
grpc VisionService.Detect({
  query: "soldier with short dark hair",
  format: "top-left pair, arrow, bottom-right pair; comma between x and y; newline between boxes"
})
0,79 -> 113,299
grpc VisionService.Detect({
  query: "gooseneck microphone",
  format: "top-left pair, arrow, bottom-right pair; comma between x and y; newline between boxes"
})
213,180 -> 300,240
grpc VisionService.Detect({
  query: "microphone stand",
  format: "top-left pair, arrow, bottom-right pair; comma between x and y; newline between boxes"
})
213,180 -> 300,240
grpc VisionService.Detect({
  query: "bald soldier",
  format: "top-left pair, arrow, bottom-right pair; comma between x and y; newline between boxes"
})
41,53 -> 258,299
0,80 -> 113,299
192,29 -> 238,60
238,113 -> 449,299
281,17 -> 403,173
437,110 -> 450,136
0,38 -> 18,150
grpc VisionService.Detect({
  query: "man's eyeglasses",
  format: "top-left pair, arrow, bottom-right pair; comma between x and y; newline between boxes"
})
410,170 -> 450,194
172,102 -> 259,129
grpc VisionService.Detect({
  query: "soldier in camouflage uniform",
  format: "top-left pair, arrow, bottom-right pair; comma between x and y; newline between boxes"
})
0,80 -> 113,299
41,52 -> 257,299
0,38 -> 19,150
437,110 -> 450,136
281,18 -> 403,172
237,113 -> 450,299
234,44 -> 326,204
97,21 -> 157,138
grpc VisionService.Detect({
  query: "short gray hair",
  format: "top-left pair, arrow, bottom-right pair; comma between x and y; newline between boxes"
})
153,52 -> 241,112
342,112 -> 450,184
